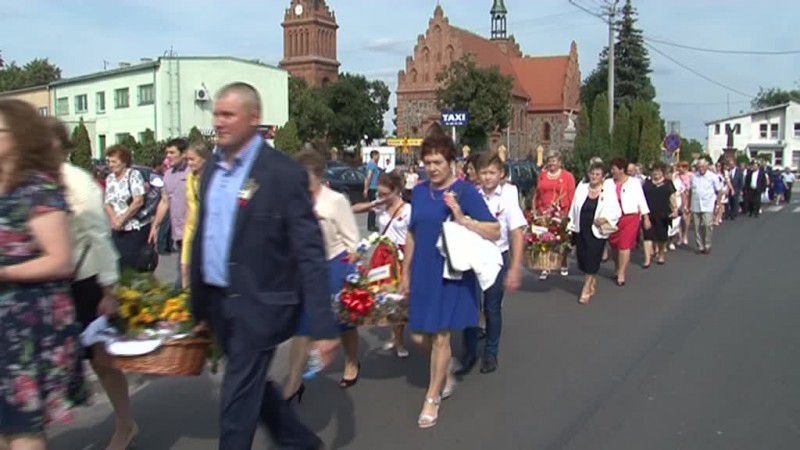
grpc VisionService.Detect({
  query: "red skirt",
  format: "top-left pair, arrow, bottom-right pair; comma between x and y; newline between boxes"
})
609,214 -> 641,250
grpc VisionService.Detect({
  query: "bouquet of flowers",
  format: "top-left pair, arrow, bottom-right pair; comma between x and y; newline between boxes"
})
95,271 -> 211,376
524,201 -> 573,271
334,233 -> 408,327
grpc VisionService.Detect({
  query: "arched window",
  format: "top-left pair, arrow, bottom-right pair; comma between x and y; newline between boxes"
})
411,69 -> 418,83
543,122 -> 552,142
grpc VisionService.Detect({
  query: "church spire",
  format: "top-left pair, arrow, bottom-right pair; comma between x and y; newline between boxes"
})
491,0 -> 507,40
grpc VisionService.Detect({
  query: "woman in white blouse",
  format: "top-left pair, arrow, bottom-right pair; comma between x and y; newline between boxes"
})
353,171 -> 412,358
568,162 -> 621,304
103,145 -> 148,272
608,158 -> 651,286
283,150 -> 362,402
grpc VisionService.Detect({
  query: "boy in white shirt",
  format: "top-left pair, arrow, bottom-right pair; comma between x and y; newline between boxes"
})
457,152 -> 527,375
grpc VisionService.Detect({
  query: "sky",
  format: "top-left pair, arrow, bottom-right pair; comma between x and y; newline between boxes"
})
2,0 -> 799,142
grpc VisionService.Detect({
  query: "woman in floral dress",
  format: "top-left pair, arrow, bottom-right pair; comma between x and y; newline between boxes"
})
0,100 -> 78,449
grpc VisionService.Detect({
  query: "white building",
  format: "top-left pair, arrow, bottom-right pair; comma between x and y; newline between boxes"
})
706,101 -> 800,170
50,56 -> 289,158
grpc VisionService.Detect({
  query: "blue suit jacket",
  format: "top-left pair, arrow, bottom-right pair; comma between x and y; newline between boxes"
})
190,141 -> 338,353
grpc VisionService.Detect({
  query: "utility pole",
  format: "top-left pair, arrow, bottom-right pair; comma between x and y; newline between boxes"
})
607,0 -> 619,134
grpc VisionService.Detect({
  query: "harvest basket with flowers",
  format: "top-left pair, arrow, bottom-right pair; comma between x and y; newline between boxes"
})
524,202 -> 573,272
334,233 -> 408,327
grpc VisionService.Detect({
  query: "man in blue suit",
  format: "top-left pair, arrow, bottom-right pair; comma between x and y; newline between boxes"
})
191,83 -> 339,450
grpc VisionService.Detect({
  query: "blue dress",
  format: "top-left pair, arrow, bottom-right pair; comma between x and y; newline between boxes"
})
409,179 -> 496,334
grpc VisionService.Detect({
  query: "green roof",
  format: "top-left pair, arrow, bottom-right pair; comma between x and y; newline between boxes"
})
491,0 -> 507,15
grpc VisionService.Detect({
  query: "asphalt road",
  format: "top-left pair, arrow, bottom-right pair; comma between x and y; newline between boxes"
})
50,201 -> 800,449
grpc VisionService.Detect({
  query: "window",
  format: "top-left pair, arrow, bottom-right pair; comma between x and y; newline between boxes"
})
115,132 -> 131,144
543,122 -> 552,142
770,123 -> 779,139
98,135 -> 106,156
75,94 -> 88,113
715,124 -> 720,135
795,123 -> 800,138
735,124 -> 741,135
37,107 -> 48,117
760,123 -> 768,138
793,151 -> 800,169
96,92 -> 106,113
114,88 -> 130,109
775,151 -> 783,166
56,97 -> 68,116
138,84 -> 154,105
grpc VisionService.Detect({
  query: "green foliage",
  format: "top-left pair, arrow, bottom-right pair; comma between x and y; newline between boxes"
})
612,103 -> 633,161
436,55 -> 514,151
322,73 -> 390,148
69,117 -> 92,170
679,137 -> 704,162
289,77 -> 334,143
135,129 -> 162,167
751,86 -> 800,109
630,99 -> 662,165
187,126 -> 204,144
590,93 -> 611,160
735,154 -> 750,165
0,56 -> 60,92
580,0 -> 656,110
274,119 -> 303,154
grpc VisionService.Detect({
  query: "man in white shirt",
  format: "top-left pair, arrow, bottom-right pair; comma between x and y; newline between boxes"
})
457,152 -> 527,375
783,168 -> 795,202
689,159 -> 722,254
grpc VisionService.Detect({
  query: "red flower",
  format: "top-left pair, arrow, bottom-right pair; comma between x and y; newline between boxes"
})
52,293 -> 75,325
238,198 -> 248,208
340,289 -> 375,319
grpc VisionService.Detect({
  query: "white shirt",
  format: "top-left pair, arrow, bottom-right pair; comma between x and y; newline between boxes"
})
750,170 -> 760,189
377,203 -> 411,246
404,173 -> 419,190
617,177 -> 650,215
104,168 -> 148,231
783,172 -> 796,184
63,163 -> 120,286
479,184 -> 527,252
315,186 -> 360,260
690,171 -> 722,213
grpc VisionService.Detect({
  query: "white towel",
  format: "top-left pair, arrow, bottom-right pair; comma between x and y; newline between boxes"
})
437,221 -> 503,290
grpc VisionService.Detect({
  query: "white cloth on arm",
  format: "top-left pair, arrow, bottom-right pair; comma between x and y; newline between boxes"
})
436,221 -> 503,290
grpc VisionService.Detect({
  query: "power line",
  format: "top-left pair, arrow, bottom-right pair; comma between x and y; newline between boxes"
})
644,42 -> 754,99
644,36 -> 800,55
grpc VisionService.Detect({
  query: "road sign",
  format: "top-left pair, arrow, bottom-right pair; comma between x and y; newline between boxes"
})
441,111 -> 469,127
387,138 -> 423,147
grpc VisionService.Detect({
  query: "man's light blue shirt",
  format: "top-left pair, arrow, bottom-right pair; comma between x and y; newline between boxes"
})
367,161 -> 381,190
202,134 -> 263,287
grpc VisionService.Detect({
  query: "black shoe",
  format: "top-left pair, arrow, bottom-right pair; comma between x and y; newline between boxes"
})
480,355 -> 498,374
285,383 -> 305,404
339,363 -> 360,389
454,355 -> 477,376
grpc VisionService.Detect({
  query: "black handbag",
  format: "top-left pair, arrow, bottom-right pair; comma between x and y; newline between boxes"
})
136,243 -> 159,273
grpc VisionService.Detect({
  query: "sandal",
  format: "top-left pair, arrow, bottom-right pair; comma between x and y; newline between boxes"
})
418,397 -> 441,429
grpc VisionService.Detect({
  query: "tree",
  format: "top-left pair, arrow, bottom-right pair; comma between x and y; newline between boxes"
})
322,73 -> 390,148
630,99 -> 662,165
289,77 -> 334,143
612,103 -> 633,161
590,93 -> 611,161
580,0 -> 656,110
135,129 -> 161,167
0,55 -> 60,92
751,86 -> 800,109
274,119 -> 303,154
69,118 -> 92,170
436,55 -> 514,151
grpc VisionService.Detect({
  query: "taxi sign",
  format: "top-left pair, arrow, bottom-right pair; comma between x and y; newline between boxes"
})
387,138 -> 423,147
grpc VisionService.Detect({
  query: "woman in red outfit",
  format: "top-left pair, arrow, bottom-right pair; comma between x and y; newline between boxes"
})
608,158 -> 651,286
533,151 -> 576,279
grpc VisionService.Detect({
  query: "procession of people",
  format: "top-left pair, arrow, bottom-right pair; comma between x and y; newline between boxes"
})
0,87 -> 793,450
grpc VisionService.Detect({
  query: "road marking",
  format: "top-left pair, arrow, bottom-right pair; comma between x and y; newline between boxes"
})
766,205 -> 785,213
793,206 -> 800,213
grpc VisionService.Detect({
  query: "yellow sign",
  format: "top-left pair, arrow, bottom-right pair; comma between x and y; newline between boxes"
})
387,138 -> 423,147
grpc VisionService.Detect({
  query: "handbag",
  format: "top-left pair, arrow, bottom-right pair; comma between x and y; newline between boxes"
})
136,243 -> 159,273
597,220 -> 618,236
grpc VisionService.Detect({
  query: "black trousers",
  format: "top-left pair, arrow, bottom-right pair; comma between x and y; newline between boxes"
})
744,190 -> 762,216
111,227 -> 149,272
208,287 -> 321,450
786,183 -> 793,202
366,189 -> 378,231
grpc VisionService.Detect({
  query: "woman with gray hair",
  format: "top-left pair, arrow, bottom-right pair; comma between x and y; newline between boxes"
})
532,150 -> 576,279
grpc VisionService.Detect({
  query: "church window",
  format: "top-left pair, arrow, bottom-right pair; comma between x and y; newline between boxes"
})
543,122 -> 552,142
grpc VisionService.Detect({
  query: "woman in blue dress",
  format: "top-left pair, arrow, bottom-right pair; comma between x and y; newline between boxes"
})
400,129 -> 499,428
771,169 -> 786,205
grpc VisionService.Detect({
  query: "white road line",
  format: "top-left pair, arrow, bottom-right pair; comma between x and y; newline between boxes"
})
793,206 -> 800,213
765,205 -> 785,212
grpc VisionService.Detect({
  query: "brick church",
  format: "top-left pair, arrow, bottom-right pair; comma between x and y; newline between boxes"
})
396,2 -> 581,159
279,0 -> 340,88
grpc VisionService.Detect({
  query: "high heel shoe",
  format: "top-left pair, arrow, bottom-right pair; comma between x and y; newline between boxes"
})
339,362 -> 360,389
418,397 -> 441,429
285,383 -> 305,404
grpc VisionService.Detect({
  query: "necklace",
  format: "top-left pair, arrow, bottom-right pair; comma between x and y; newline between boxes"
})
546,169 -> 562,180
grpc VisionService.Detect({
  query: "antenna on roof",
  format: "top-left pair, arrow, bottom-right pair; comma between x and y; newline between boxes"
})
103,60 -> 109,70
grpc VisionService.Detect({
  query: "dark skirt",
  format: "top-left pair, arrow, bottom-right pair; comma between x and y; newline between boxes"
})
643,214 -> 671,242
112,227 -> 149,273
70,276 -> 104,359
576,198 -> 605,275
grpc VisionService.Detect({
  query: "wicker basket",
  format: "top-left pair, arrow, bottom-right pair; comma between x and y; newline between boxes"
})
526,250 -> 563,272
109,339 -> 212,376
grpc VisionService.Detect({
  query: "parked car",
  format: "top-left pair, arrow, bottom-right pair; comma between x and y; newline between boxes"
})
325,166 -> 367,203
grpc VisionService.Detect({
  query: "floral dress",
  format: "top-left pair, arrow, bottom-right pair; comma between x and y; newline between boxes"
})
0,173 -> 79,434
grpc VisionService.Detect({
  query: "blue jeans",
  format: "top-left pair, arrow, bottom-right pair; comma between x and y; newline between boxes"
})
464,251 -> 509,359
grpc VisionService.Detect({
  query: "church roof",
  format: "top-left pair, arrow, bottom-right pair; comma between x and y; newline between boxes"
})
510,56 -> 573,112
450,26 -> 528,99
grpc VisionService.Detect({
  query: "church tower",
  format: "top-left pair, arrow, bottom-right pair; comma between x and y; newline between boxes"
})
280,0 -> 340,87
490,0 -> 508,40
